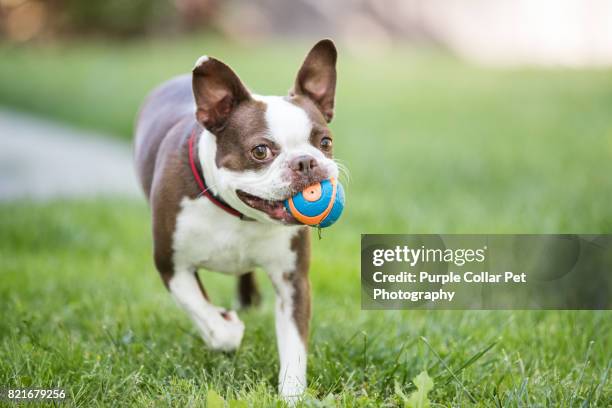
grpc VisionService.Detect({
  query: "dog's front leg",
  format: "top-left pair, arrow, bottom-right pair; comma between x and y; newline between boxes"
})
168,270 -> 245,352
268,229 -> 311,404
272,271 -> 310,403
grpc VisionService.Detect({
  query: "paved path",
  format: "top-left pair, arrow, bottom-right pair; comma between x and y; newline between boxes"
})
0,109 -> 140,200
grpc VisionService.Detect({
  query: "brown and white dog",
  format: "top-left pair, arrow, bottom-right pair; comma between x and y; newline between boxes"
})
133,40 -> 339,402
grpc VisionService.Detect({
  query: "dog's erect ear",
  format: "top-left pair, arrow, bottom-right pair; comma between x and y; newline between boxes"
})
291,39 -> 337,123
192,56 -> 251,133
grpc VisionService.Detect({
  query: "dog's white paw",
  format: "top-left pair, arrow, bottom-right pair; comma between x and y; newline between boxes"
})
197,308 -> 245,352
279,379 -> 306,406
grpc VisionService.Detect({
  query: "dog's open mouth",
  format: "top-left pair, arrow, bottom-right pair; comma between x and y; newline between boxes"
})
236,190 -> 298,224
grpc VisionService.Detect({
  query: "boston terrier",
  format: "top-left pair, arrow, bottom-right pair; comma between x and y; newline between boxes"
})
133,39 -> 339,402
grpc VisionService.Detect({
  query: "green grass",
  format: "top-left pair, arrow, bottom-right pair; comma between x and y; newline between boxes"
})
1,202 -> 610,406
1,37 -> 611,406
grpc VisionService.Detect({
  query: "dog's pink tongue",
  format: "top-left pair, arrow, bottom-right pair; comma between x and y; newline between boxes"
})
271,205 -> 286,219
270,203 -> 295,223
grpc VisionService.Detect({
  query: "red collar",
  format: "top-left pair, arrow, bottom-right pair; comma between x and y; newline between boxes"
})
188,129 -> 245,219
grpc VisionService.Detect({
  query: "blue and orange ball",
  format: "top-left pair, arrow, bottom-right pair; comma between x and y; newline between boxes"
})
284,178 -> 345,228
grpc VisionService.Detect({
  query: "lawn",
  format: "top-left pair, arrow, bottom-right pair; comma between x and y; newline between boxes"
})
0,37 -> 611,406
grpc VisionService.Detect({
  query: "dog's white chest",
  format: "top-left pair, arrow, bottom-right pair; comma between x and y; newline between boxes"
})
172,197 -> 300,274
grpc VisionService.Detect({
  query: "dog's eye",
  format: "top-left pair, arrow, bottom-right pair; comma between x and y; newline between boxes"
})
320,137 -> 333,151
251,144 -> 271,161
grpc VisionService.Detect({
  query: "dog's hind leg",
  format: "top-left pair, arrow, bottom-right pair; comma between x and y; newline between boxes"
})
168,270 -> 245,351
237,271 -> 261,309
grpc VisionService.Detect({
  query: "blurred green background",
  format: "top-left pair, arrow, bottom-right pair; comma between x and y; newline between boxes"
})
1,1 -> 611,406
2,36 -> 611,231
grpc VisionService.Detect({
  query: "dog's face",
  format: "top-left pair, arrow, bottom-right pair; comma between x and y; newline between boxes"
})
192,40 -> 339,224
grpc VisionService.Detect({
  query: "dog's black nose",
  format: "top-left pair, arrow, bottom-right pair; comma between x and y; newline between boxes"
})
289,155 -> 318,175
